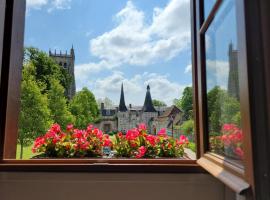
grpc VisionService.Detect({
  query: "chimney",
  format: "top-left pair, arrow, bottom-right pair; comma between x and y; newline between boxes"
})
101,103 -> 104,110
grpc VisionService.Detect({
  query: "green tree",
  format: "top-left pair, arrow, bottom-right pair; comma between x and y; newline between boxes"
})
18,63 -> 52,159
174,87 -> 193,120
180,119 -> 194,136
152,99 -> 167,107
24,47 -> 72,94
70,87 -> 99,129
207,86 -> 241,134
48,79 -> 75,128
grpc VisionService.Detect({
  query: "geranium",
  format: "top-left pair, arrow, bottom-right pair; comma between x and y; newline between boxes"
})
210,123 -> 244,160
136,146 -> 147,158
113,126 -> 187,158
32,124 -> 112,158
157,128 -> 167,137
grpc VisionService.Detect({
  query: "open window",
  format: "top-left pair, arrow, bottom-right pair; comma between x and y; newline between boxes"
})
1,0 -> 270,199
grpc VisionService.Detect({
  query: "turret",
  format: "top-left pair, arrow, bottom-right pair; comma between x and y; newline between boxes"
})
142,85 -> 157,112
119,83 -> 128,112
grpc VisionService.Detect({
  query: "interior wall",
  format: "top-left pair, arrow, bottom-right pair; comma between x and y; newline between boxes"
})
0,173 -> 228,200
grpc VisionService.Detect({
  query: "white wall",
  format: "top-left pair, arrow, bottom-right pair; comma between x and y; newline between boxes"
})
0,173 -> 230,200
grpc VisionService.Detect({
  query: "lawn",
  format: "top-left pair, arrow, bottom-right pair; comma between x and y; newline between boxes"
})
16,144 -> 35,159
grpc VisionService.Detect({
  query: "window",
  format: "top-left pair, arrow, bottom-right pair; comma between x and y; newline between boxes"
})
1,0 -> 197,164
194,0 -> 253,195
1,1 -> 270,198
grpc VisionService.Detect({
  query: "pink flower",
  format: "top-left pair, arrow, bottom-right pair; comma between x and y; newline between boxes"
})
234,147 -> 244,159
51,123 -> 61,133
66,124 -> 74,132
126,129 -> 139,140
157,128 -> 167,137
136,146 -> 147,158
138,123 -> 147,131
146,135 -> 156,146
178,135 -> 189,145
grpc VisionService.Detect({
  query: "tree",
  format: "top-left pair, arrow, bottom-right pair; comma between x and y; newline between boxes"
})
180,120 -> 194,136
152,99 -> 167,107
174,87 -> 193,120
97,97 -> 114,108
18,63 -> 52,159
24,47 -> 72,94
207,86 -> 241,134
69,87 -> 99,129
48,79 -> 75,128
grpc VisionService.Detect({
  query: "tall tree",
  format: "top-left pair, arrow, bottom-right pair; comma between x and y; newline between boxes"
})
24,47 -> 72,94
48,79 -> 75,128
152,99 -> 167,107
18,63 -> 52,159
174,87 -> 193,120
70,87 -> 99,129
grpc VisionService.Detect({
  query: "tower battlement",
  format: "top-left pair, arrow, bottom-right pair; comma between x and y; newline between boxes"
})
49,46 -> 76,100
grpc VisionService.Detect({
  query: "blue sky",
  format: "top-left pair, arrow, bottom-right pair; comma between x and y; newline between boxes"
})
25,0 -> 193,106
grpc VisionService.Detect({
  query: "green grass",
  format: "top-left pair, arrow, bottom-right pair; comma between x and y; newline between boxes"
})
16,144 -> 35,159
188,142 -> 196,152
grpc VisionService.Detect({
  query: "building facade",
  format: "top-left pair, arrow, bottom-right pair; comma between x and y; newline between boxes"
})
49,46 -> 76,100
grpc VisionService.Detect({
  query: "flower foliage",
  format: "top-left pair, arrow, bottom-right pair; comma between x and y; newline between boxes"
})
32,124 -> 112,158
210,123 -> 244,159
113,124 -> 189,158
32,123 -> 189,158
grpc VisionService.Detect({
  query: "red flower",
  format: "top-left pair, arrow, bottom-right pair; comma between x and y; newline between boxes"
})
136,146 -> 147,158
66,124 -> 74,132
138,123 -> 147,131
157,128 -> 167,137
234,147 -> 244,159
179,135 -> 189,145
126,129 -> 139,140
146,135 -> 156,146
51,123 -> 61,133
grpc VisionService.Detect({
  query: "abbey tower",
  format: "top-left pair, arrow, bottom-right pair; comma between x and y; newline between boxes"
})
49,46 -> 76,99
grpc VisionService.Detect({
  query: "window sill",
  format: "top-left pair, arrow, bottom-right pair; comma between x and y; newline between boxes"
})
197,153 -> 250,194
0,159 -> 205,173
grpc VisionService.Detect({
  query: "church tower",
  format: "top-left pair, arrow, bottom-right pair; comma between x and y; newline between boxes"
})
49,46 -> 76,100
227,43 -> 239,100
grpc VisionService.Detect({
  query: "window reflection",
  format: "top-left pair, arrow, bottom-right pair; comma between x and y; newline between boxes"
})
205,0 -> 243,161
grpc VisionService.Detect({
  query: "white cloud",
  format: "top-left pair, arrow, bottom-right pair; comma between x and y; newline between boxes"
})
26,0 -> 72,11
83,71 -> 186,106
184,64 -> 192,73
206,60 -> 229,90
26,0 -> 48,9
80,0 -> 190,72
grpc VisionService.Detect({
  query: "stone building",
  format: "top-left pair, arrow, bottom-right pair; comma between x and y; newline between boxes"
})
153,105 -> 183,137
117,84 -> 158,132
49,46 -> 76,100
96,84 -> 160,133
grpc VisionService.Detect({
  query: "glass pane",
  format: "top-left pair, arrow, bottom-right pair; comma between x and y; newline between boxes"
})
204,0 -> 216,19
205,0 -> 243,161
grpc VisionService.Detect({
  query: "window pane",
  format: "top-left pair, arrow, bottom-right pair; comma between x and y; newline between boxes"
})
14,0 -> 195,160
205,0 -> 243,161
204,0 -> 216,19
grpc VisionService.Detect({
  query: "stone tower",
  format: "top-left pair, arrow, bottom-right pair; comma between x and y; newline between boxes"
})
49,46 -> 76,100
227,43 -> 239,100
